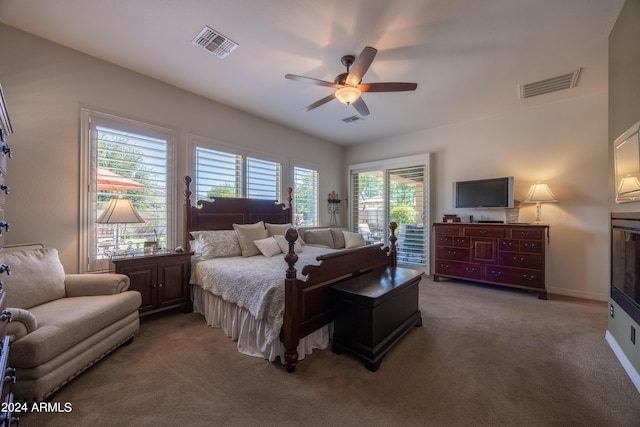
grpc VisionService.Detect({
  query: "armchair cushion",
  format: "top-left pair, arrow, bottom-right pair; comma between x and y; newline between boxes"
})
64,274 -> 130,296
2,248 -> 65,309
5,308 -> 37,343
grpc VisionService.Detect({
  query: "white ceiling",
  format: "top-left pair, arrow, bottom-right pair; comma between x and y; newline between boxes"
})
0,0 -> 625,146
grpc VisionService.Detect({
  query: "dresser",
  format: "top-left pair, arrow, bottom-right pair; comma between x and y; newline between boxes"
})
0,83 -> 17,425
112,251 -> 192,316
433,223 -> 549,299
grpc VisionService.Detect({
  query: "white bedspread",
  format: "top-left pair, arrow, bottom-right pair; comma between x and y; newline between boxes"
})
191,245 -> 336,344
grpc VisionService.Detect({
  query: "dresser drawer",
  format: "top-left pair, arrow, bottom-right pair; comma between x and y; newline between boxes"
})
464,227 -> 505,238
485,266 -> 544,289
434,260 -> 482,280
498,252 -> 543,269
509,228 -> 544,240
435,226 -> 462,236
520,240 -> 542,253
435,246 -> 470,262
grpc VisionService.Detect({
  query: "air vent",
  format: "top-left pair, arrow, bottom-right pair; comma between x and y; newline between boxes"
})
342,115 -> 364,124
519,68 -> 581,99
192,26 -> 238,59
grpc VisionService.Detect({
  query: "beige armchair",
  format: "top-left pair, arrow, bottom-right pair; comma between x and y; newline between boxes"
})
1,244 -> 141,402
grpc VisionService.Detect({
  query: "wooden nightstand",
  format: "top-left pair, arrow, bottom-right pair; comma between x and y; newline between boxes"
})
112,251 -> 193,316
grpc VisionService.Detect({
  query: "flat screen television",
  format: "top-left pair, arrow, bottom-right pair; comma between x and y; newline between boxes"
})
453,176 -> 514,208
611,213 -> 640,325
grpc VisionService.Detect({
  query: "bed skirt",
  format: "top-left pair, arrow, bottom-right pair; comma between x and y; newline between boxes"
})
191,285 -> 331,363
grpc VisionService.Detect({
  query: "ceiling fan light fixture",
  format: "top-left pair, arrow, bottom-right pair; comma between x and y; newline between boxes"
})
335,86 -> 361,105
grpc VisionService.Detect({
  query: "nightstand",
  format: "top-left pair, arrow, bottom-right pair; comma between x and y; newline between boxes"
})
111,251 -> 193,316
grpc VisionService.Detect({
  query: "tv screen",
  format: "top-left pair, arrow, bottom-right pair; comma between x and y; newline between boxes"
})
454,177 -> 514,208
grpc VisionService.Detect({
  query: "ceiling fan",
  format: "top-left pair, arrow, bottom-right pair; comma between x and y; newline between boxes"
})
285,46 -> 417,117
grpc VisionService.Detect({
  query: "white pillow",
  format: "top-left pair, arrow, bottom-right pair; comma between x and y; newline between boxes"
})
302,228 -> 334,247
189,230 -> 242,258
253,237 -> 282,257
274,235 -> 303,253
233,221 -> 269,257
343,231 -> 366,249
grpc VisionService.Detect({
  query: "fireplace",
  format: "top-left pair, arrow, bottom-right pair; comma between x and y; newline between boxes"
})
611,212 -> 640,324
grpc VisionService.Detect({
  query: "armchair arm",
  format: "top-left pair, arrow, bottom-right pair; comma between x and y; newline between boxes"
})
5,308 -> 37,343
65,274 -> 130,297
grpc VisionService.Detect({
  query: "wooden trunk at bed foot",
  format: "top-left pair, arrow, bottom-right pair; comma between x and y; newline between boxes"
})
330,267 -> 422,372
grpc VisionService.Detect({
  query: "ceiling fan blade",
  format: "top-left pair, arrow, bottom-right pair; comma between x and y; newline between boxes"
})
358,82 -> 418,92
285,74 -> 343,89
303,93 -> 336,111
345,46 -> 377,87
352,97 -> 370,117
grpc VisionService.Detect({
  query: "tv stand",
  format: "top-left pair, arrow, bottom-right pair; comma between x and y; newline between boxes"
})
433,223 -> 548,299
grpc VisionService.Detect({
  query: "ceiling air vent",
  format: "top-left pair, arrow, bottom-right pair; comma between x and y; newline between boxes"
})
342,115 -> 364,124
519,68 -> 581,99
192,26 -> 238,59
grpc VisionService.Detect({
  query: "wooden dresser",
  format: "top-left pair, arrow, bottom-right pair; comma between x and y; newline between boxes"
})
0,83 -> 17,425
433,222 -> 549,299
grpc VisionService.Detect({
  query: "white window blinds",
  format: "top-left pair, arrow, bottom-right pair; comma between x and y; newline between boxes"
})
293,166 -> 318,226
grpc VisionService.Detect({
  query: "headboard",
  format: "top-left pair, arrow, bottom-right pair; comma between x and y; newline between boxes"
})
183,176 -> 293,249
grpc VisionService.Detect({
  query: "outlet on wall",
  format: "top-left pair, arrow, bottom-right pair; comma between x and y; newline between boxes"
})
610,304 -> 615,318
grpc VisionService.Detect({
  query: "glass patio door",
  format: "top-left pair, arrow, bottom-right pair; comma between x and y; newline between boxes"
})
349,155 -> 429,271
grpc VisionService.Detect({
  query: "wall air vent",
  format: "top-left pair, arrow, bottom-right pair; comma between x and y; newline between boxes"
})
519,68 -> 581,99
192,26 -> 238,59
342,115 -> 364,124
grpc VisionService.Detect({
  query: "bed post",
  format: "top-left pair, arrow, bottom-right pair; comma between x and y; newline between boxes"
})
282,227 -> 300,372
286,187 -> 293,224
389,221 -> 398,267
183,176 -> 193,251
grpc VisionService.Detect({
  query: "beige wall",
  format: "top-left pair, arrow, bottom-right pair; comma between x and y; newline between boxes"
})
608,0 -> 640,382
346,92 -> 609,301
0,23 -> 344,272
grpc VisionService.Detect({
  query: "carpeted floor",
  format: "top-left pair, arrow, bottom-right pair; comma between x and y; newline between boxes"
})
20,276 -> 640,426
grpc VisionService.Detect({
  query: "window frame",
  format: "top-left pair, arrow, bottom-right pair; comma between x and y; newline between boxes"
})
80,109 -> 177,273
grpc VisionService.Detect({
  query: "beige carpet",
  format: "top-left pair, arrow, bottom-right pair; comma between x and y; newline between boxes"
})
20,276 -> 640,426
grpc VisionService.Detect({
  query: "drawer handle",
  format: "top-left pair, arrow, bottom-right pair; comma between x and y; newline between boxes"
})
2,144 -> 12,158
439,263 -> 449,270
519,231 -> 530,237
4,374 -> 16,385
489,270 -> 502,276
0,310 -> 12,323
513,257 -> 525,263
0,220 -> 9,236
0,264 -> 10,275
465,267 -> 476,272
447,250 -> 457,256
0,184 -> 8,195
479,230 -> 487,234
456,238 -> 466,243
524,243 -> 536,248
502,242 -> 513,247
522,274 -> 536,281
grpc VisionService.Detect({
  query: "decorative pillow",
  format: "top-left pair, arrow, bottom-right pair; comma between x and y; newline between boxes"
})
265,223 -> 292,237
330,228 -> 346,249
1,248 -> 66,309
233,221 -> 269,257
301,228 -> 334,248
274,235 -> 303,253
253,237 -> 282,257
189,230 -> 242,258
343,231 -> 366,249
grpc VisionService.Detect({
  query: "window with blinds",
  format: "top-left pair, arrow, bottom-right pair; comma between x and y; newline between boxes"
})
81,109 -> 176,272
293,166 -> 318,226
349,154 -> 429,270
194,146 -> 281,201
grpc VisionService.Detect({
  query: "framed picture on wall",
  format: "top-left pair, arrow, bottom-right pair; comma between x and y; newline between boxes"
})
614,120 -> 640,203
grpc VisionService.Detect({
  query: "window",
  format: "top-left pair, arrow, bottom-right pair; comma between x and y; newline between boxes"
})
81,110 -> 176,272
293,166 -> 318,227
349,154 -> 430,271
193,145 -> 281,201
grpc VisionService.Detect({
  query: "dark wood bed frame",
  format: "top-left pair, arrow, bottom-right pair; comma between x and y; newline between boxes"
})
183,176 -> 398,372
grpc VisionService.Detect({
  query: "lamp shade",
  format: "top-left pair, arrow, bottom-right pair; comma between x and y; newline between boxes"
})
617,176 -> 640,195
522,183 -> 558,203
335,86 -> 361,105
97,198 -> 145,224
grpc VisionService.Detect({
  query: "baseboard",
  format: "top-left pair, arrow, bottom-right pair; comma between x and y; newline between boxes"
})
605,330 -> 640,394
546,286 -> 608,302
